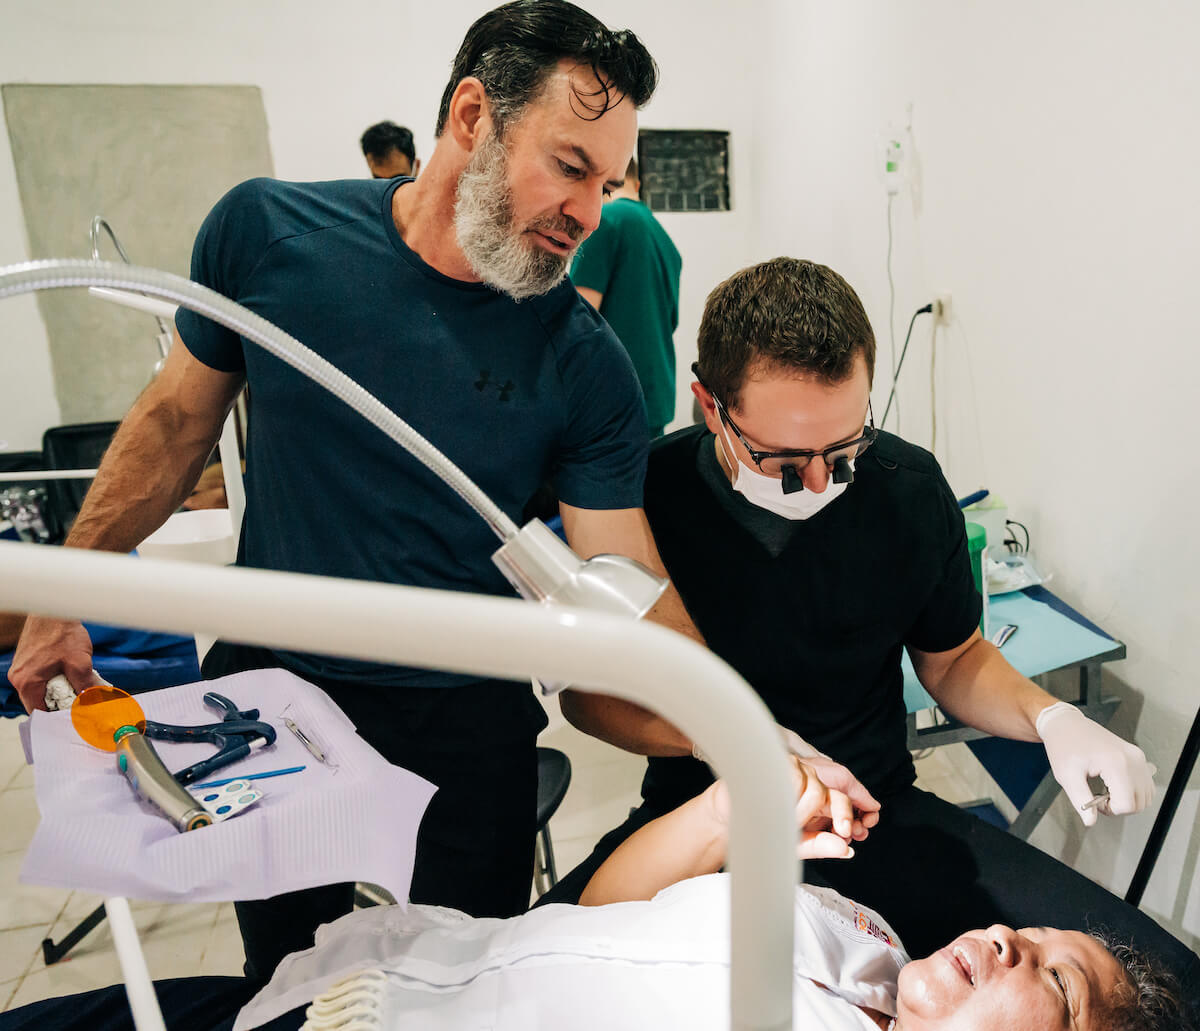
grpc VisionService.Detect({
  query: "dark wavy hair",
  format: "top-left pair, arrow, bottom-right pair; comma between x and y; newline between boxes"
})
696,257 -> 877,410
435,0 -> 658,137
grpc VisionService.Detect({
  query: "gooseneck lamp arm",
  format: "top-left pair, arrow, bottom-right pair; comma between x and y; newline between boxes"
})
0,259 -> 666,623
1,259 -> 520,541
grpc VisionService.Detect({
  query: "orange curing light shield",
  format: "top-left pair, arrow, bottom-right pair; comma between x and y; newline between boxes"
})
71,686 -> 146,751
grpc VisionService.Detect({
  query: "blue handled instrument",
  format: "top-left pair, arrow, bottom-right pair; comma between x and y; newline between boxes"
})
143,691 -> 277,786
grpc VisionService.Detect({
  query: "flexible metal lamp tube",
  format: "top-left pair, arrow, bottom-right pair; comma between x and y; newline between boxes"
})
0,260 -> 518,540
0,260 -> 665,622
0,542 -> 798,1031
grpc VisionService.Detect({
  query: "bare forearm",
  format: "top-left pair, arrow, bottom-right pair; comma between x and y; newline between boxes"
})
560,689 -> 693,756
0,612 -> 26,651
67,395 -> 220,553
556,505 -> 706,751
557,587 -> 704,754
580,789 -> 725,905
644,580 -> 705,645
922,640 -> 1054,741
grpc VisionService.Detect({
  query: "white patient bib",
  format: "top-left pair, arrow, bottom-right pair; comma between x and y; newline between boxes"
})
235,873 -> 908,1031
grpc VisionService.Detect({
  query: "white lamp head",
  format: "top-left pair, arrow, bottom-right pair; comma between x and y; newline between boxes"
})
492,518 -> 666,617
491,520 -> 668,696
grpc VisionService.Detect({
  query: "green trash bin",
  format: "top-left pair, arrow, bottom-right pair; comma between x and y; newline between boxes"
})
966,521 -> 989,638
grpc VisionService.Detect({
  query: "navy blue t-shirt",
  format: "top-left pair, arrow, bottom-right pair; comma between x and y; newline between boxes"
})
175,177 -> 648,686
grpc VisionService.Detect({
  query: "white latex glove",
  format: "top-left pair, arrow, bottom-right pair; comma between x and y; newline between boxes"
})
1036,701 -> 1156,827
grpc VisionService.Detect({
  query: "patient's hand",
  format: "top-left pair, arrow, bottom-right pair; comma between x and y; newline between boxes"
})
706,758 -> 859,860
798,754 -> 880,843
776,727 -> 880,842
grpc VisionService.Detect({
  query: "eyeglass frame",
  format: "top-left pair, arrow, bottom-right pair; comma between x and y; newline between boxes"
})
692,363 -> 878,475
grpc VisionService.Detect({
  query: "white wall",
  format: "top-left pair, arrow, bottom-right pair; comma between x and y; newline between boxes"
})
0,0 -> 756,450
753,0 -> 1200,947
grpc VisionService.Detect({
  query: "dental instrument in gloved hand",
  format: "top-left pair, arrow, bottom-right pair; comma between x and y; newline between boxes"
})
1036,701 -> 1157,826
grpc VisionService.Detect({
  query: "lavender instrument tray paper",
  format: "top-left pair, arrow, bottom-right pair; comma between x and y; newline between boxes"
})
21,669 -> 436,903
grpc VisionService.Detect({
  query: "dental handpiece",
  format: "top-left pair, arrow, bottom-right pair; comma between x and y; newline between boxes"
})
113,727 -> 212,832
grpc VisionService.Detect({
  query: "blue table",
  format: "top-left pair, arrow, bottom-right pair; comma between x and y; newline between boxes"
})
903,585 -> 1125,838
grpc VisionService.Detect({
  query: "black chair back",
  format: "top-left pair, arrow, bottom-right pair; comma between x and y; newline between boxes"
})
41,421 -> 119,541
0,449 -> 45,483
536,747 -> 572,830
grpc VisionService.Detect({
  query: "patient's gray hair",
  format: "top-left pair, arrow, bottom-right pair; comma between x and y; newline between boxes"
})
1090,931 -> 1194,1031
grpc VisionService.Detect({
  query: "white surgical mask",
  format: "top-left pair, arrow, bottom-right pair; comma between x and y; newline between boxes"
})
715,419 -> 850,521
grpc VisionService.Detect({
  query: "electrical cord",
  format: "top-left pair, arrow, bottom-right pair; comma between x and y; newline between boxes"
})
1004,519 -> 1030,554
887,193 -> 899,430
929,320 -> 938,453
880,303 -> 933,429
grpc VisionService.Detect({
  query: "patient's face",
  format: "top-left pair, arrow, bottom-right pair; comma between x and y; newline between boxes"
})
895,925 -> 1123,1030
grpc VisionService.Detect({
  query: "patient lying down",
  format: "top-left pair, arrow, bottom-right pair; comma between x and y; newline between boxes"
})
237,760 -> 1187,1031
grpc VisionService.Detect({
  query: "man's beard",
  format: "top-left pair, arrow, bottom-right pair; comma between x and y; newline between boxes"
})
453,132 -> 581,302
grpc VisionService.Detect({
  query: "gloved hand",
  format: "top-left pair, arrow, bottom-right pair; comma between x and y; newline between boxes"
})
1036,701 -> 1156,827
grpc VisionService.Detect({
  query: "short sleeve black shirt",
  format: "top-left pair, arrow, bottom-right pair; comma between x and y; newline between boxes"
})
642,425 -> 982,801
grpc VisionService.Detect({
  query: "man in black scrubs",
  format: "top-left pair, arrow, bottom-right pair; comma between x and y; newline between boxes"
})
556,257 -> 1157,958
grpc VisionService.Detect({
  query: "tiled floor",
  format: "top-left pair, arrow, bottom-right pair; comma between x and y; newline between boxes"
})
0,700 -> 1007,1016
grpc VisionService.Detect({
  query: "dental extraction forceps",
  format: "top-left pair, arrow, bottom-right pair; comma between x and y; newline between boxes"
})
143,692 -> 277,786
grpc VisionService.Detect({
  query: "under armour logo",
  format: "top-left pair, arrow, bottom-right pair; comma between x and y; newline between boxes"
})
474,370 -> 514,402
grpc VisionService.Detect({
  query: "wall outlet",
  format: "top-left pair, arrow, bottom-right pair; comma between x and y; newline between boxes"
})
933,293 -> 953,326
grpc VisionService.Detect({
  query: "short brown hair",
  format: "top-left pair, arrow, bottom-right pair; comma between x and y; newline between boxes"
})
696,257 -> 876,410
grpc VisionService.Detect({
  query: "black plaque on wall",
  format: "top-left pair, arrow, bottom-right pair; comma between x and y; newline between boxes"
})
637,129 -> 730,213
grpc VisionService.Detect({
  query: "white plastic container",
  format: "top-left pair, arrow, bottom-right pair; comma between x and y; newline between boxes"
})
136,509 -> 237,661
136,509 -> 236,566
